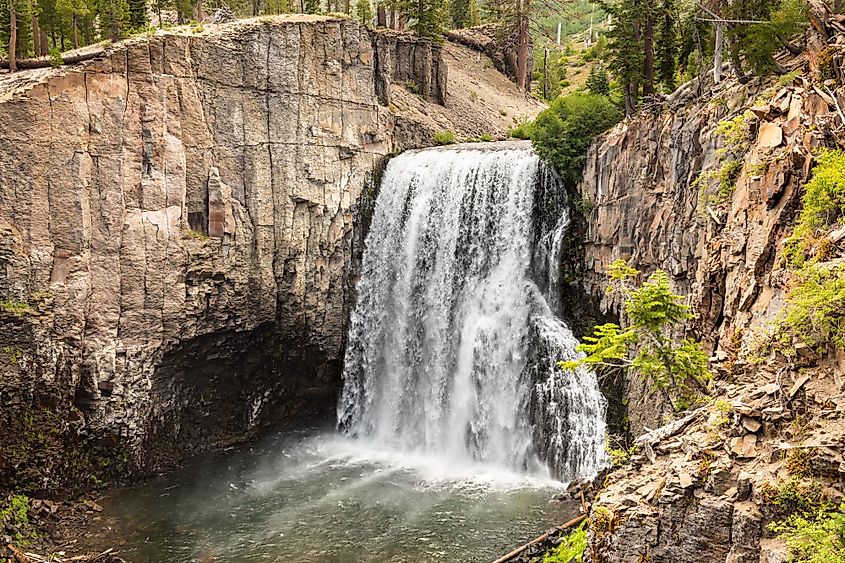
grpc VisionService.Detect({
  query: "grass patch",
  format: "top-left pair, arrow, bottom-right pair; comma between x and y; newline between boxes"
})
433,130 -> 456,145
183,229 -> 209,241
0,299 -> 31,316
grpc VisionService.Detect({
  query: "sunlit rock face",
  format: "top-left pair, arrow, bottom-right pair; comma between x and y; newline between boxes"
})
0,17 -> 457,492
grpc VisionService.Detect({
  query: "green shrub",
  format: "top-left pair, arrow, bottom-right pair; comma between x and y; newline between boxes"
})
561,260 -> 710,410
530,93 -> 622,185
770,504 -> 845,563
776,263 -> 845,353
0,494 -> 37,546
544,522 -> 588,562
784,149 -> 845,267
433,130 -> 456,145
48,47 -> 63,67
0,299 -> 30,316
508,119 -> 534,139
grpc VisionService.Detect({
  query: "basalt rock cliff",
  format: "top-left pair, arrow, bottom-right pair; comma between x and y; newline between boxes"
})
0,16 -> 542,496
574,8 -> 845,562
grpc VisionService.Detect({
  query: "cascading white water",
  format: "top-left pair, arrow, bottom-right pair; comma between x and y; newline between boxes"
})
338,143 -> 606,482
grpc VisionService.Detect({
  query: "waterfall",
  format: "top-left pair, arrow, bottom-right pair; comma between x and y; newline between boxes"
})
338,143 -> 607,482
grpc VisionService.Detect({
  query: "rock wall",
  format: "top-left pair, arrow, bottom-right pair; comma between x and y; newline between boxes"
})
0,16 -> 538,496
577,20 -> 845,563
577,71 -> 838,433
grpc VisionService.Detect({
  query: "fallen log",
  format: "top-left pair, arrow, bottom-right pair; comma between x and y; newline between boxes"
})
634,408 -> 703,449
7,545 -> 32,563
0,50 -> 108,70
491,513 -> 587,563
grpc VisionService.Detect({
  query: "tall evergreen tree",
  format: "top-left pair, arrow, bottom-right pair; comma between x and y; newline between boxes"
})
355,0 -> 372,25
449,0 -> 469,28
97,0 -> 129,40
127,0 -> 145,28
655,0 -> 676,89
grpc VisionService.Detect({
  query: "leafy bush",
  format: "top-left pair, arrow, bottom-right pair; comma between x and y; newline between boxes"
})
1,494 -> 37,546
776,263 -> 845,353
544,523 -> 588,563
770,504 -> 845,563
508,119 -> 534,140
784,150 -> 845,267
561,260 -> 710,411
433,130 -> 456,145
530,93 -> 622,185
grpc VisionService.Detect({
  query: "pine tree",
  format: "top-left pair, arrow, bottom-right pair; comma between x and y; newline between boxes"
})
127,0 -> 145,28
601,0 -> 645,114
586,63 -> 610,95
655,0 -> 676,89
97,0 -> 129,40
3,0 -> 33,64
406,0 -> 446,38
449,0 -> 469,28
355,0 -> 371,25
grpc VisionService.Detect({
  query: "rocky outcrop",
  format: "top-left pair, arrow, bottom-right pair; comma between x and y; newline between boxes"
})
577,17 -> 845,563
0,16 -> 543,496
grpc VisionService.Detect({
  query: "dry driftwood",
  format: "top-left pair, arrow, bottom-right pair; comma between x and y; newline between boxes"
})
634,409 -> 703,448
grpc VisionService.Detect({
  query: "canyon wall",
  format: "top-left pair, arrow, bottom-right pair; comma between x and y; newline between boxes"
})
0,16 -> 541,495
577,24 -> 845,563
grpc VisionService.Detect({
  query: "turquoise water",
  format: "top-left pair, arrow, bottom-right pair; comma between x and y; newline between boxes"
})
101,430 -> 577,563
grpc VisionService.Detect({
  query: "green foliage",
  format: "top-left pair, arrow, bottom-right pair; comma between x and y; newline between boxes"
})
508,119 -> 534,140
433,130 -> 456,145
728,0 -> 808,75
770,504 -> 845,563
586,64 -> 610,96
761,478 -> 833,519
183,229 -> 209,241
784,150 -> 845,267
48,46 -> 63,66
530,93 -> 622,185
715,111 -> 755,156
449,0 -> 478,28
0,298 -> 31,316
354,0 -> 373,26
544,522 -> 588,563
775,264 -> 845,353
605,436 -> 639,467
709,398 -> 733,428
561,260 -> 710,411
0,494 -> 37,546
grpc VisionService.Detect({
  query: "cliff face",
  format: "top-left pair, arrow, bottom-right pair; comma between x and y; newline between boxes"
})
0,16 -> 542,495
577,25 -> 845,563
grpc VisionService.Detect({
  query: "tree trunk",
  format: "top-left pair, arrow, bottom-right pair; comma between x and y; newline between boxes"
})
30,0 -> 40,57
713,21 -> 723,84
72,15 -> 79,49
194,0 -> 205,22
252,0 -> 259,16
377,4 -> 385,26
542,46 -> 548,99
40,28 -> 47,54
9,0 -> 17,72
642,0 -> 655,96
515,0 -> 530,91
344,0 -> 349,13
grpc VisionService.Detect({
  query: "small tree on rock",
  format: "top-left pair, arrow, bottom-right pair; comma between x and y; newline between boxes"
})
561,259 -> 711,411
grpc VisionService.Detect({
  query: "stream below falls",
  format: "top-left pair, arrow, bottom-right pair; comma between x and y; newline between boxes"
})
98,430 -> 578,562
